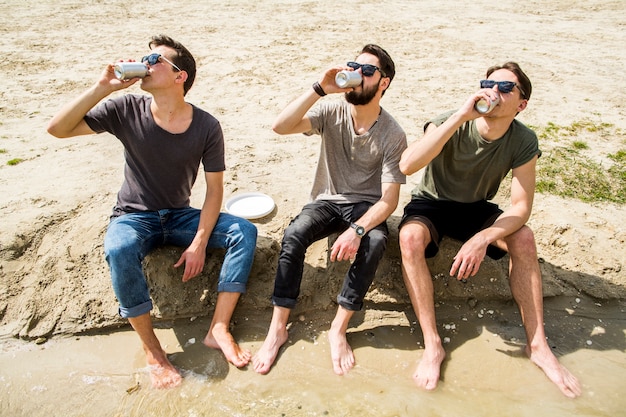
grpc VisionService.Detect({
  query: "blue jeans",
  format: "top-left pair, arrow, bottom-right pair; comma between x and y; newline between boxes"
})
104,208 -> 257,318
273,200 -> 388,311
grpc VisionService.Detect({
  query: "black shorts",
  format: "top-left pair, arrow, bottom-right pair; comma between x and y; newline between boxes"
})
399,198 -> 507,260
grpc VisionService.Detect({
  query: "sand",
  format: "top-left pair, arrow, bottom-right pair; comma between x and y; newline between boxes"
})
0,0 -> 625,416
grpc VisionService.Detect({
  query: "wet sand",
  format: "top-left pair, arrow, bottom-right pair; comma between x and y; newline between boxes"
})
2,297 -> 624,417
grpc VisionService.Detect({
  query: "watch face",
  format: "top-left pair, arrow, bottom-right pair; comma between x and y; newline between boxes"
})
351,222 -> 365,236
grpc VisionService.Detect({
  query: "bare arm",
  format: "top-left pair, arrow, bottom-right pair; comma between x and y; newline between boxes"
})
175,171 -> 224,282
272,65 -> 352,135
450,156 -> 538,279
399,89 -> 498,175
47,63 -> 139,138
329,182 -> 401,262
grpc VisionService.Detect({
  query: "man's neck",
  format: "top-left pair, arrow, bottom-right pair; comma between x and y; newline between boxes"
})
350,102 -> 381,135
475,115 -> 514,142
150,93 -> 192,134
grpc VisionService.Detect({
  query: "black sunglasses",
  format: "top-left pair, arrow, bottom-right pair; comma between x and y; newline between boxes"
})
141,53 -> 182,72
480,79 -> 526,97
347,61 -> 386,77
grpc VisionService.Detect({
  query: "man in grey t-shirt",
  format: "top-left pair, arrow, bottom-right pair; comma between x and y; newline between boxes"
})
398,62 -> 581,398
253,44 -> 407,376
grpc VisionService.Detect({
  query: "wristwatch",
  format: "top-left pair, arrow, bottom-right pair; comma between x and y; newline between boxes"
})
350,223 -> 366,238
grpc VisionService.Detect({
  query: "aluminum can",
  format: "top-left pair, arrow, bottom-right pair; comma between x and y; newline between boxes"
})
113,62 -> 148,80
335,70 -> 362,88
475,96 -> 500,114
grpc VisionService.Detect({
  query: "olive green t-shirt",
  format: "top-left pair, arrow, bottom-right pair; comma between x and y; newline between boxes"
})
411,110 -> 540,203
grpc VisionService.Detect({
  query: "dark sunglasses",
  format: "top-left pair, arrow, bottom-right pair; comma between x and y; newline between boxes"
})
347,61 -> 386,77
480,79 -> 526,97
141,53 -> 182,72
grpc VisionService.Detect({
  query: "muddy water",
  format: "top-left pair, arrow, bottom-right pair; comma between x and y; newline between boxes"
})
1,298 -> 624,417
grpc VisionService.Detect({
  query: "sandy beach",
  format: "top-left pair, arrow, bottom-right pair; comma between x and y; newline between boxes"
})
1,0 -> 625,416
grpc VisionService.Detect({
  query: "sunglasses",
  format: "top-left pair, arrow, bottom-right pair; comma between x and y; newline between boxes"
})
347,61 -> 386,77
141,53 -> 182,72
480,79 -> 526,97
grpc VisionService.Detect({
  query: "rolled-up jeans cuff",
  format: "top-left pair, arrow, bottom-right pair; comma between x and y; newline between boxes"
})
218,282 -> 247,293
337,295 -> 362,311
271,296 -> 297,309
119,300 -> 153,319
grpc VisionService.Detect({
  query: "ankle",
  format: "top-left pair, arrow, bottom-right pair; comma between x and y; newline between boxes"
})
209,322 -> 231,336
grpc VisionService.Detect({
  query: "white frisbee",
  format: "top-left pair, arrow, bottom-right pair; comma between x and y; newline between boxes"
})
225,192 -> 275,219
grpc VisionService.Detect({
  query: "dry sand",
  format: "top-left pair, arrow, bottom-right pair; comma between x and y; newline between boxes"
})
0,0 -> 625,416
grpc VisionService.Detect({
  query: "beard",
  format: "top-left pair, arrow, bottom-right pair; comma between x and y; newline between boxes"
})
345,79 -> 380,106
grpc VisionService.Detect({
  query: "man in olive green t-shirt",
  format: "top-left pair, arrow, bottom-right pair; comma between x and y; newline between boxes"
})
398,62 -> 581,399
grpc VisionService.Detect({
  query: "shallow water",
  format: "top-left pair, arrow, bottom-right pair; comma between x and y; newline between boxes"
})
1,298 -> 624,417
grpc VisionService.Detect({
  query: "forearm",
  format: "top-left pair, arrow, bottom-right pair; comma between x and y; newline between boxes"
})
47,82 -> 112,138
476,203 -> 532,245
400,111 -> 467,175
192,188 -> 223,249
355,202 -> 395,232
47,63 -> 135,138
478,158 -> 537,244
354,184 -> 401,232
271,88 -> 319,135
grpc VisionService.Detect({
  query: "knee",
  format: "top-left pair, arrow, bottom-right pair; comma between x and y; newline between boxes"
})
281,224 -> 307,252
231,218 -> 258,247
506,225 -> 537,256
367,228 -> 388,249
399,224 -> 429,258
241,219 -> 258,243
104,238 -> 139,263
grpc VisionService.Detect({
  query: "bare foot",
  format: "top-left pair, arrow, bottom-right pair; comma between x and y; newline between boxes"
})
328,328 -> 355,375
252,327 -> 289,374
527,345 -> 582,398
145,351 -> 182,389
203,324 -> 251,368
412,343 -> 446,391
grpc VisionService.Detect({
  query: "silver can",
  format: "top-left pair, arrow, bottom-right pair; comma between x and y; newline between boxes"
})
335,70 -> 362,88
113,62 -> 148,80
475,96 -> 500,114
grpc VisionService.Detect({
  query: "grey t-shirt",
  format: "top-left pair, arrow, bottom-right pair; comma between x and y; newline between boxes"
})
412,110 -> 540,203
305,100 -> 407,204
84,94 -> 225,215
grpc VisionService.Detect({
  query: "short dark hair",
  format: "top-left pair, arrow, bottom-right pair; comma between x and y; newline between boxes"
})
149,35 -> 196,95
486,61 -> 532,100
360,44 -> 395,95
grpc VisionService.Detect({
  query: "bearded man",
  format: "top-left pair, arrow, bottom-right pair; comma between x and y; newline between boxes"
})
252,44 -> 407,376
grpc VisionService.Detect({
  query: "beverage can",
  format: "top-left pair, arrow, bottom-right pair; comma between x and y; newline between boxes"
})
113,62 -> 148,80
475,96 -> 500,114
335,70 -> 362,88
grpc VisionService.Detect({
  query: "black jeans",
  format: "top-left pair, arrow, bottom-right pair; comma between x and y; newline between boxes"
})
272,200 -> 388,311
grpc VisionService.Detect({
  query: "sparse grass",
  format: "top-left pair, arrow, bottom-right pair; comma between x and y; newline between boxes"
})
7,158 -> 24,166
536,147 -> 622,202
0,148 -> 7,154
533,120 -> 626,204
534,119 -> 616,142
608,149 -> 626,163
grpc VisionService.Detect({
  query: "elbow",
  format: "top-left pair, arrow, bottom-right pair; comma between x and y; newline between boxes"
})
399,159 -> 412,176
46,122 -> 63,138
399,153 -> 426,176
271,122 -> 288,136
46,120 -> 70,138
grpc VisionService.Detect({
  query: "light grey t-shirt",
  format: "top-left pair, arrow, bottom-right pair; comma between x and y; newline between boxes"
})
305,100 -> 407,204
411,110 -> 541,203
